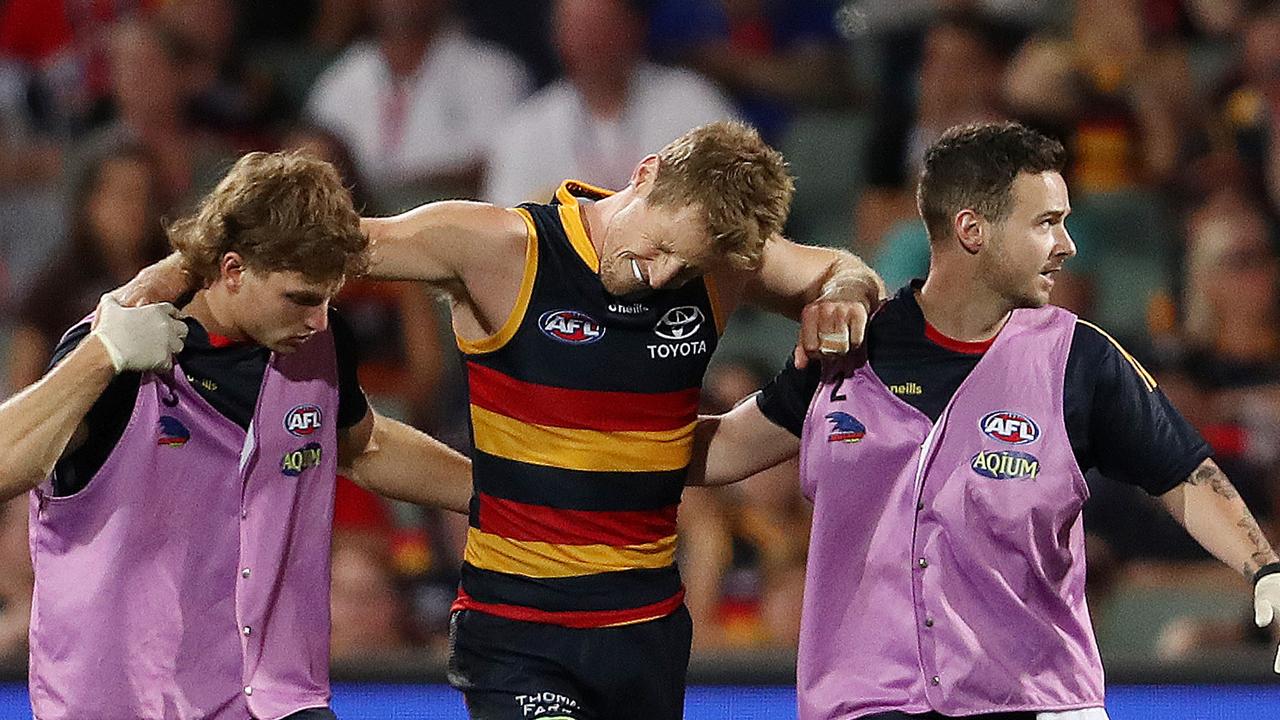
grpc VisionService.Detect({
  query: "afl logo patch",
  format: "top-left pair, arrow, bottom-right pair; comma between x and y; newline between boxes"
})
653,305 -> 704,341
285,404 -> 323,437
971,450 -> 1040,480
980,410 -> 1040,445
539,309 -> 605,344
157,416 -> 190,447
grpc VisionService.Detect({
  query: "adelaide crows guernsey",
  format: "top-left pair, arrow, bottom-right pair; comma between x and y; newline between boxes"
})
453,180 -> 722,628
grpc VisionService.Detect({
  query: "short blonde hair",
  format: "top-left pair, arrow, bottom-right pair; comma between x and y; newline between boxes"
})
168,151 -> 368,284
647,121 -> 794,271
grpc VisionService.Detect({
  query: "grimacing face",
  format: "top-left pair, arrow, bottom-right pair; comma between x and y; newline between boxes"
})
596,199 -> 721,298
233,269 -> 342,353
979,171 -> 1075,309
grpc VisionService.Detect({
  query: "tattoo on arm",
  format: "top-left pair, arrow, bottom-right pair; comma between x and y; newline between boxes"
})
1187,461 -> 1276,578
1186,461 -> 1240,501
1238,514 -> 1276,579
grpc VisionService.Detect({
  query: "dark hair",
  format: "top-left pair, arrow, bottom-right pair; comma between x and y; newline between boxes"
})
917,122 -> 1066,243
68,143 -> 169,261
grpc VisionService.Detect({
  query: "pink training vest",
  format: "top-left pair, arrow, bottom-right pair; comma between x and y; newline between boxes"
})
29,329 -> 340,720
797,306 -> 1104,719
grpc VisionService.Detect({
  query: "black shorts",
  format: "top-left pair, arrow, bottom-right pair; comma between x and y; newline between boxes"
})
447,606 -> 693,720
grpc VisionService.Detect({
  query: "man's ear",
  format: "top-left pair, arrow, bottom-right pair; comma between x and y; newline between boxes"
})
630,154 -> 660,198
219,252 -> 246,292
954,209 -> 985,255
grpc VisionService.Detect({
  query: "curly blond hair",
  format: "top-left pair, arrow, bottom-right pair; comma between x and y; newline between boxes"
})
647,121 -> 794,271
168,151 -> 368,284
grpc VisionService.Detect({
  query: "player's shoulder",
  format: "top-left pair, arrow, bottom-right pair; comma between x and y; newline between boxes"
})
1071,318 -> 1158,391
413,200 -> 532,249
1071,319 -> 1128,361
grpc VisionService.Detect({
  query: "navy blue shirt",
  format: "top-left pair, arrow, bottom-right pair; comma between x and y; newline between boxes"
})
756,284 -> 1210,495
48,307 -> 368,496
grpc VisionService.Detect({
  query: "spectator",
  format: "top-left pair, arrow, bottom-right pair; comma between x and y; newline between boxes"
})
305,0 -> 532,205
0,0 -> 161,140
156,0 -> 280,142
1179,199 -> 1280,521
680,360 -> 809,650
856,13 -> 1012,289
330,531 -> 416,661
1214,3 -> 1280,216
69,17 -> 235,213
1002,0 -> 1190,192
7,144 -> 168,390
648,0 -> 857,142
483,0 -> 736,206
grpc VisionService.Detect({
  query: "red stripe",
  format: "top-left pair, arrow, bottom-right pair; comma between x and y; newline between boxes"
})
468,362 -> 698,432
478,494 -> 678,546
206,332 -> 250,348
924,321 -> 994,354
452,588 -> 685,628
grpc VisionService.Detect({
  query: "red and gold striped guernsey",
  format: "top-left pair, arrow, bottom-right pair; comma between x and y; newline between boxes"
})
452,181 -> 724,628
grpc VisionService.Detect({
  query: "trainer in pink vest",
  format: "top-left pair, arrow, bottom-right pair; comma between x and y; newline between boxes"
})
29,328 -> 340,720
797,306 -> 1105,719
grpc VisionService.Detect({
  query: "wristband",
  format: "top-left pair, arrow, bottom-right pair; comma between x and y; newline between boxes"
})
1253,562 -> 1280,586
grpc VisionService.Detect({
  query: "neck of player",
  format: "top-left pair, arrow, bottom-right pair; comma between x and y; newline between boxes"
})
917,269 -> 1011,344
184,288 -> 250,344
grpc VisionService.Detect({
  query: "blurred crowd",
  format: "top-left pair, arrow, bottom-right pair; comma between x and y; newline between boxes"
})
1,0 -> 1279,670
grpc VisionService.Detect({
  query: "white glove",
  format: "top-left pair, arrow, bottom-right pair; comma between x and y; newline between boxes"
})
90,294 -> 188,373
1254,568 -> 1280,673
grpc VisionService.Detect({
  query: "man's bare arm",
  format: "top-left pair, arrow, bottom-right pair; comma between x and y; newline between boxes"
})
0,339 -> 116,501
339,410 -> 472,514
686,397 -> 801,487
1160,457 -> 1280,672
1159,458 -> 1279,580
0,297 -> 186,501
118,201 -> 530,306
726,237 -> 884,368
362,201 -> 528,284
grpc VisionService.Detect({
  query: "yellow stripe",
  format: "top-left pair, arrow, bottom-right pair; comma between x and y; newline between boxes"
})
464,527 -> 677,577
1077,319 -> 1157,391
470,405 -> 695,472
555,180 -> 613,272
456,208 -> 539,354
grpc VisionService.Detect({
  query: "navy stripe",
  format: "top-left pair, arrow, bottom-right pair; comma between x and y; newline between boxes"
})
460,562 -> 683,613
471,450 -> 686,512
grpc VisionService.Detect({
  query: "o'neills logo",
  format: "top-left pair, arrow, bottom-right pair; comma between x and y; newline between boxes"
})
540,309 -> 605,344
971,450 -> 1040,480
285,404 -> 323,437
980,410 -> 1040,445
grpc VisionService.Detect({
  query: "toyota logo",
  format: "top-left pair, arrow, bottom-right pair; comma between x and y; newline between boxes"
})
654,305 -> 704,340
